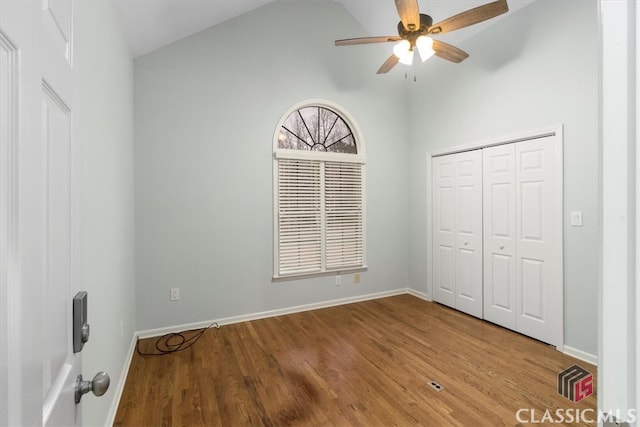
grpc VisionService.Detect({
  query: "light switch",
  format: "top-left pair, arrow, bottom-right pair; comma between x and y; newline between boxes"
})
570,211 -> 583,227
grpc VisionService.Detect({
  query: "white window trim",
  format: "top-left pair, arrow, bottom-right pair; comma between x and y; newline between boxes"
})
272,99 -> 367,280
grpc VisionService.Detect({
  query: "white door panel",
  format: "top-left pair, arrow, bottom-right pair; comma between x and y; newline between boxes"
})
1,1 -> 85,425
482,136 -> 561,345
432,150 -> 483,317
1,3 -> 47,425
433,159 -> 456,307
520,257 -> 544,321
42,82 -> 78,426
456,248 -> 475,299
520,181 -> 544,241
483,144 -> 516,328
515,138 -> 560,345
486,253 -> 516,328
433,157 -> 455,308
435,244 -> 455,306
438,187 -> 455,232
456,186 -> 476,233
454,150 -> 482,317
0,24 -> 20,427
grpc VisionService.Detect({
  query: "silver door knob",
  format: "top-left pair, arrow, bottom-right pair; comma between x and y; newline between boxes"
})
499,245 -> 505,250
464,241 -> 469,246
75,371 -> 110,404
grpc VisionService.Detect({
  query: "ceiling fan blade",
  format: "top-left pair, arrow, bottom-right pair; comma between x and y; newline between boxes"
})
335,36 -> 402,46
432,40 -> 469,63
429,0 -> 509,35
395,0 -> 420,31
377,54 -> 400,74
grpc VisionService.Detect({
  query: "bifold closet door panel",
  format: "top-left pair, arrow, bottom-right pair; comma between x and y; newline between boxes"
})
432,155 -> 456,309
432,150 -> 483,317
483,144 -> 517,330
514,138 -> 561,345
453,150 -> 483,318
482,137 -> 561,345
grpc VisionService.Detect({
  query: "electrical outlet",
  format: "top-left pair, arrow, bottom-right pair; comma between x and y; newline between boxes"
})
354,273 -> 361,284
336,275 -> 342,286
170,288 -> 180,301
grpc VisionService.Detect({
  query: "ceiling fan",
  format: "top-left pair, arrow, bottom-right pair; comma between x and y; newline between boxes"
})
335,0 -> 509,74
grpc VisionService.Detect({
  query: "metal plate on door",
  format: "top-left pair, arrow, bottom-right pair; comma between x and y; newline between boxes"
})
73,291 -> 90,353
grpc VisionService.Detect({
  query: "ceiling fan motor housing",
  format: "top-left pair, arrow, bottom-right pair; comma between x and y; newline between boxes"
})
397,14 -> 434,41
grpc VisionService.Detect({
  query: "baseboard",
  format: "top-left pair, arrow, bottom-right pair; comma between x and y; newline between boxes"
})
407,288 -> 431,301
104,333 -> 138,426
563,345 -> 598,366
136,288 -> 410,339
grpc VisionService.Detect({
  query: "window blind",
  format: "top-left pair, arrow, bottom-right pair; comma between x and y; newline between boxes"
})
276,159 -> 364,277
277,159 -> 322,276
325,162 -> 363,269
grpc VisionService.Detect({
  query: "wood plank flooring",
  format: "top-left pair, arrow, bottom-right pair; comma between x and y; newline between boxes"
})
114,294 -> 597,426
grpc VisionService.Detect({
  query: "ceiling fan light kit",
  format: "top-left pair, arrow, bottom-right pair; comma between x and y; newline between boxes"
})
393,39 -> 414,65
392,36 -> 434,65
334,0 -> 509,74
416,36 -> 435,62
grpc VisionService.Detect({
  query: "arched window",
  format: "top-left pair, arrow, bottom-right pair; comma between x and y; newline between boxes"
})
277,106 -> 357,153
273,100 -> 367,279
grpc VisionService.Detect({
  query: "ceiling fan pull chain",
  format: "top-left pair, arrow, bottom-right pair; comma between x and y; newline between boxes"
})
404,72 -> 417,83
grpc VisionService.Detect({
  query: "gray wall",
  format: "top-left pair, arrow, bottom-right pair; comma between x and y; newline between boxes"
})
134,0 -> 599,357
76,1 -> 136,425
134,0 -> 410,331
407,0 -> 599,355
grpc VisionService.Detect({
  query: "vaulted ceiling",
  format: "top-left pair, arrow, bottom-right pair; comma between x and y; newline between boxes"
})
114,0 -> 535,58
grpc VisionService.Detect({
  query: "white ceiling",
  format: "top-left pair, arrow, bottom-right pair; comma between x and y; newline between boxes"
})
114,0 -> 535,58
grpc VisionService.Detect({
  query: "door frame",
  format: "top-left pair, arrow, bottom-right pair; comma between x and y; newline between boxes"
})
425,125 -> 564,351
599,0 -> 638,418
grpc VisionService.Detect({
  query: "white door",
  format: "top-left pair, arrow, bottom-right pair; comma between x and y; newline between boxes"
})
433,150 -> 483,317
482,143 -> 517,329
514,137 -> 562,345
0,1 -> 83,425
453,150 -> 483,318
483,137 -> 562,346
432,155 -> 456,308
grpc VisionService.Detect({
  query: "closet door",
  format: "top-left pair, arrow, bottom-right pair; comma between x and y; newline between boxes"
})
483,144 -> 517,329
483,137 -> 561,345
453,150 -> 483,318
515,138 -> 561,345
432,155 -> 456,308
433,150 -> 483,317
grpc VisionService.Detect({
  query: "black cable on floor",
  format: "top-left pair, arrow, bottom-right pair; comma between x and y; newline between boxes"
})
136,322 -> 220,356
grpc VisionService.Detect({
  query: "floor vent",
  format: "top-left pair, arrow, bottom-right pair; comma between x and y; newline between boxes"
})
429,381 -> 444,392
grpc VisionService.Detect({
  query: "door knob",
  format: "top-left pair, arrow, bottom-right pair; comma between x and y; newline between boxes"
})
464,241 -> 469,246
75,371 -> 110,404
499,245 -> 505,250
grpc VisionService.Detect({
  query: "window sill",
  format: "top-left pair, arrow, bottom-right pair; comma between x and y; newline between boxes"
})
272,266 -> 368,282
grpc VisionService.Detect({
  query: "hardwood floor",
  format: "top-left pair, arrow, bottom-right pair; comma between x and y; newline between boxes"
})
114,295 -> 596,426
